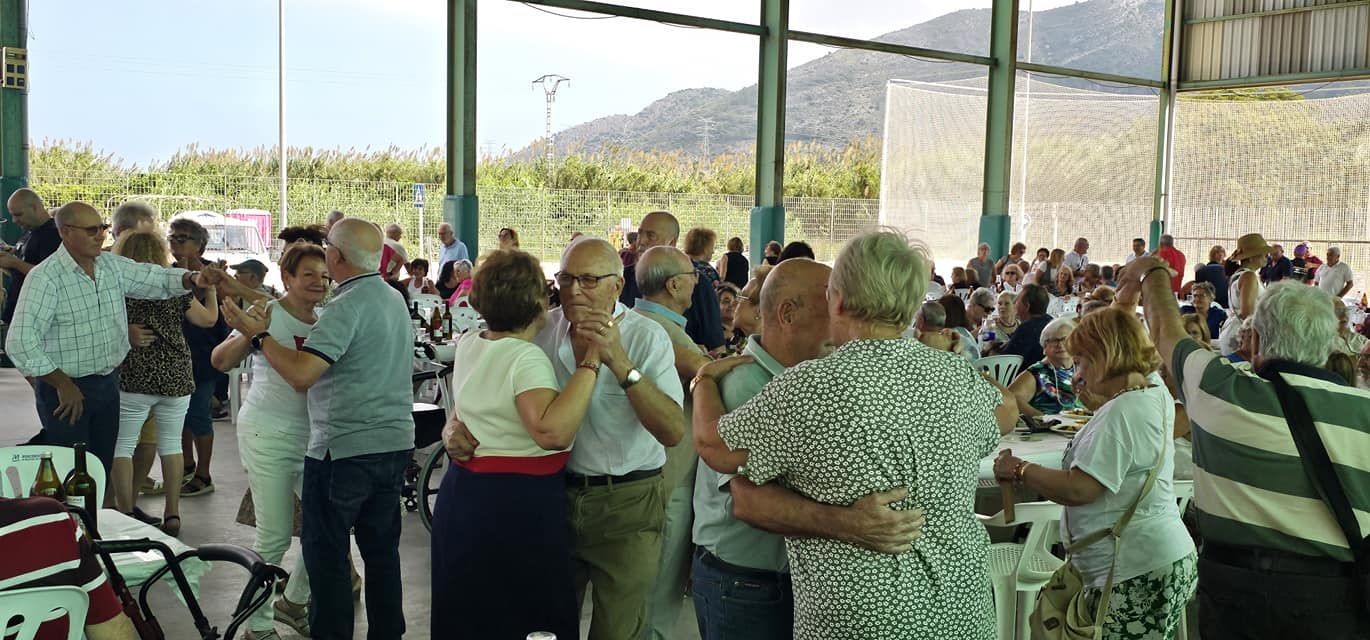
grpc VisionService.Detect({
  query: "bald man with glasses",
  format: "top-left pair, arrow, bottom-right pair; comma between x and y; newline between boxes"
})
6,201 -> 227,474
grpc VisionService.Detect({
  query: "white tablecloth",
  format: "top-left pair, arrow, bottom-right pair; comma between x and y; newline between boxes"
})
99,509 -> 208,599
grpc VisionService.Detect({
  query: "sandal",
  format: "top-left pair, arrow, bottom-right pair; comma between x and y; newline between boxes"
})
180,475 -> 215,497
161,515 -> 182,536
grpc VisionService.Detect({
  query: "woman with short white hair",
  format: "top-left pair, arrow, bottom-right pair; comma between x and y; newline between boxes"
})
1331,297 -> 1368,356
707,230 -> 1015,640
1008,316 -> 1085,417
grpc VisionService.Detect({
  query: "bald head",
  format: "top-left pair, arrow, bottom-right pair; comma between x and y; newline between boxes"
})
760,258 -> 831,322
329,218 -> 383,273
561,236 -> 621,276
636,211 -> 680,251
7,188 -> 49,230
637,245 -> 693,297
385,223 -> 403,241
54,201 -> 101,227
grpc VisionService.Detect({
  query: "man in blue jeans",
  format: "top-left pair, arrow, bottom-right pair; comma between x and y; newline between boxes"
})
225,218 -> 414,640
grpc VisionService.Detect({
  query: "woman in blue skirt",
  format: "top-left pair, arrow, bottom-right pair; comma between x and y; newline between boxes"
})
431,248 -> 603,639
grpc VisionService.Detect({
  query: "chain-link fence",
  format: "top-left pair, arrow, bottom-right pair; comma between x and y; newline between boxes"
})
31,170 -> 879,264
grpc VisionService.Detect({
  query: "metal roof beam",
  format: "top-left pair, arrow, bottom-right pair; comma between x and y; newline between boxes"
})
1178,67 -> 1370,90
511,0 -> 765,35
788,30 -> 992,66
1017,62 -> 1166,88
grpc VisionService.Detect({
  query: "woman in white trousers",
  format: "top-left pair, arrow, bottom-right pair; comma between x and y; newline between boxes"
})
212,242 -> 328,640
113,230 -> 218,535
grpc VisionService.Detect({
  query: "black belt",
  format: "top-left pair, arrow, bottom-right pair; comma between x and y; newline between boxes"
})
694,547 -> 789,582
565,467 -> 661,487
1203,542 -> 1356,578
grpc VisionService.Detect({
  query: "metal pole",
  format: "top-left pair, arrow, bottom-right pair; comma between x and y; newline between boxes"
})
0,0 -> 29,247
1151,0 -> 1181,249
979,0 -> 1020,260
445,0 -> 479,256
750,0 -> 788,261
278,0 -> 288,231
1017,0 -> 1033,243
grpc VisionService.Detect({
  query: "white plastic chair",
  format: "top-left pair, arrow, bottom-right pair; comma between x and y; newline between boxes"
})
980,500 -> 1065,640
0,445 -> 107,501
977,354 -> 1025,387
0,585 -> 88,640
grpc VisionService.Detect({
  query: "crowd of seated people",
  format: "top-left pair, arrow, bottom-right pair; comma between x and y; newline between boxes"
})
6,192 -> 1370,640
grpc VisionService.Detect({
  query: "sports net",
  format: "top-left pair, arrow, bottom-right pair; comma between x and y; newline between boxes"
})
881,75 -> 1159,267
1170,85 -> 1370,287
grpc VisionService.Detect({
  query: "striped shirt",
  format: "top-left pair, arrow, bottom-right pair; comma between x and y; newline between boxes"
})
5,244 -> 191,378
1172,338 -> 1370,560
0,497 -> 122,639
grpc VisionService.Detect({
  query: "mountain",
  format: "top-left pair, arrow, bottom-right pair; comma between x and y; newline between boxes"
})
542,0 -> 1166,155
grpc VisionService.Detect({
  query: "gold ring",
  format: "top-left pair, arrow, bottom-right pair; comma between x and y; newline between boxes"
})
606,320 -> 615,328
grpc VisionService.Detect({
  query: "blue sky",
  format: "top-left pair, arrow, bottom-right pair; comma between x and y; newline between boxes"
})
27,0 -> 1075,167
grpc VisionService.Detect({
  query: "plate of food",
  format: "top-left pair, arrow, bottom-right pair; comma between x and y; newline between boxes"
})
1062,408 -> 1093,418
1051,423 -> 1083,437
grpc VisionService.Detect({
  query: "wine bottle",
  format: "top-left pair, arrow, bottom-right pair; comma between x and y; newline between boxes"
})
63,442 -> 99,529
442,301 -> 454,338
30,451 -> 65,501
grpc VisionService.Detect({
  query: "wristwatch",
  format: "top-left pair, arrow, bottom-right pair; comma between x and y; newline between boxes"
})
251,332 -> 272,351
620,368 -> 643,390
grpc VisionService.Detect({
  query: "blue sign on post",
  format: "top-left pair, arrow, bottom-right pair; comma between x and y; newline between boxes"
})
413,183 -> 426,208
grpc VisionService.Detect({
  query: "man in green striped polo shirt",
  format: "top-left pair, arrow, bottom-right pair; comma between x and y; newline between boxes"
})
1124,256 -> 1370,639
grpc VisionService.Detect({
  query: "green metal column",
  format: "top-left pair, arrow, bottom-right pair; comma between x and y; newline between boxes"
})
0,0 -> 27,246
979,0 -> 1019,260
1150,0 -> 1179,250
444,0 -> 479,256
750,0 -> 787,261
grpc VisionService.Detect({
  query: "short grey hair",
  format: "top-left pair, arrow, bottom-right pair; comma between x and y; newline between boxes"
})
339,244 -> 380,271
326,210 -> 345,224
561,236 -> 624,277
169,217 -> 209,253
1192,281 -> 1216,298
969,287 -> 996,310
637,246 -> 691,297
112,201 -> 158,237
917,302 -> 946,328
1328,246 -> 1342,257
1252,281 -> 1336,366
1160,234 -> 1175,247
831,230 -> 931,329
1040,316 -> 1078,347
385,223 -> 402,235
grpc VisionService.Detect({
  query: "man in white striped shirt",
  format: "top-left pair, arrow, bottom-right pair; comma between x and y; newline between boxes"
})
5,202 -> 227,473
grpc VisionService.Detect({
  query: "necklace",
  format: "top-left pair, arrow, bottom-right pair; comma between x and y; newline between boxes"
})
1109,383 -> 1154,401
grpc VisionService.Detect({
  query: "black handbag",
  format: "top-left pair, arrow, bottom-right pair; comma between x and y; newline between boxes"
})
1265,369 -> 1370,615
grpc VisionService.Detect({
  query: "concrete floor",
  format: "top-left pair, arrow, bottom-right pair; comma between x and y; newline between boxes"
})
0,369 -> 701,640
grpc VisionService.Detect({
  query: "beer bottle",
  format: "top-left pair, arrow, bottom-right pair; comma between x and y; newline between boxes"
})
429,305 -> 443,341
63,442 -> 99,528
30,451 -> 65,501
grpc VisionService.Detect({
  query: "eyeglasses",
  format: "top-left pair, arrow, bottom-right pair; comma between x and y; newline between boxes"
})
63,223 -> 110,237
167,234 -> 194,243
554,271 -> 619,290
1044,337 -> 1067,347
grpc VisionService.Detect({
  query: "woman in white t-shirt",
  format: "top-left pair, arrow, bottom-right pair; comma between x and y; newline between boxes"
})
210,242 -> 328,638
430,249 -> 603,640
995,308 -> 1196,639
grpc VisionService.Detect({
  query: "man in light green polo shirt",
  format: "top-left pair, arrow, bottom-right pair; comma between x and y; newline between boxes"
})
633,246 -> 712,639
689,258 -> 925,639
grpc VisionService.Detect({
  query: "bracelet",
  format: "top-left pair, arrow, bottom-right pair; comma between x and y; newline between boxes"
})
576,361 -> 600,374
1014,460 -> 1033,483
1142,265 -> 1171,283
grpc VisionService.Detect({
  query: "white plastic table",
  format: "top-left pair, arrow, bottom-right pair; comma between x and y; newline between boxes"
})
976,414 -> 1085,484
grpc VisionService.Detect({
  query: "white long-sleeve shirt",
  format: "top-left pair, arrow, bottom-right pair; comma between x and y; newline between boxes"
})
6,245 -> 191,378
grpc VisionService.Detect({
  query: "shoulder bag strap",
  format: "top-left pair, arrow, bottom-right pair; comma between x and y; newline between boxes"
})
1267,371 -> 1366,565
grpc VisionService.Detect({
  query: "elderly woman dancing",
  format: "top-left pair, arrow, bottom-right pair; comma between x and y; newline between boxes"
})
695,230 -> 1017,640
